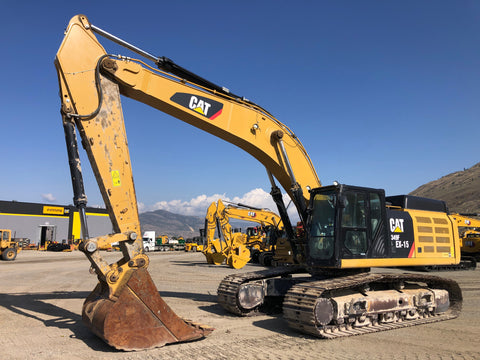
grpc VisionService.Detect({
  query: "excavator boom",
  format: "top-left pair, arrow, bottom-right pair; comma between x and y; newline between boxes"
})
57,16 -> 320,215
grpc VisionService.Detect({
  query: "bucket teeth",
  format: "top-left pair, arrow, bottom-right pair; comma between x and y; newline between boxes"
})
82,268 -> 212,351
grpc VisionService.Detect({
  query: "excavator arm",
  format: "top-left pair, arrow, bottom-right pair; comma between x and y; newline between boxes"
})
56,16 -> 215,350
202,201 -> 228,265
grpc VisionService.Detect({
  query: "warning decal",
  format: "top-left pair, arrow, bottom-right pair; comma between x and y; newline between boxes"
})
111,170 -> 121,187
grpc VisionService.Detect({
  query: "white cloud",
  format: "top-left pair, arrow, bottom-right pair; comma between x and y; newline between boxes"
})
149,192 -> 227,216
41,193 -> 56,203
145,188 -> 300,222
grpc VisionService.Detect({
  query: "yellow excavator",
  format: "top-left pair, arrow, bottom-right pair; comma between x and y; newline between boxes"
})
220,201 -> 284,266
202,199 -> 282,268
55,14 -> 467,349
452,213 -> 480,261
462,230 -> 480,259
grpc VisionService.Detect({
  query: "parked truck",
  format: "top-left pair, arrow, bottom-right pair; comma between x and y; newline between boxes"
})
142,231 -> 185,251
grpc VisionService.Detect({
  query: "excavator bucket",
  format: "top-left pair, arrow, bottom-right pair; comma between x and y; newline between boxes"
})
203,239 -> 227,265
227,246 -> 251,269
226,234 -> 251,269
210,253 -> 227,265
82,268 -> 212,351
204,252 -> 214,264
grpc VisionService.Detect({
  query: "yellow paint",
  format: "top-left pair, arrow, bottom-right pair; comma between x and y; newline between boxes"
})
0,212 -> 66,219
341,256 -> 457,268
72,211 -> 81,239
193,107 -> 204,115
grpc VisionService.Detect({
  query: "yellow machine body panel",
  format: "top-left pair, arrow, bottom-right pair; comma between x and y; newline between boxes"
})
411,210 -> 458,259
341,208 -> 461,269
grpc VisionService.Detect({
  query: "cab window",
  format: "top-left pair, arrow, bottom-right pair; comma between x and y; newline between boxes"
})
308,192 -> 336,259
341,192 -> 367,255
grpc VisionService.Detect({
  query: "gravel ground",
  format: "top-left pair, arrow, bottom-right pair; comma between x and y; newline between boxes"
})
0,250 -> 479,360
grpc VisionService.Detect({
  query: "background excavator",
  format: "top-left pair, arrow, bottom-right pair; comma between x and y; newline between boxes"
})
55,15 -> 469,349
452,213 -> 480,261
202,199 -> 283,268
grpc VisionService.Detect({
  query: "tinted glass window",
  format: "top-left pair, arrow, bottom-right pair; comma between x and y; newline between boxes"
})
342,192 -> 366,228
309,192 -> 336,259
341,192 -> 367,255
370,192 -> 382,235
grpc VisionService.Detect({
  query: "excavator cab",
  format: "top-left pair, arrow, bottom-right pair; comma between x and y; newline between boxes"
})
305,184 -> 388,270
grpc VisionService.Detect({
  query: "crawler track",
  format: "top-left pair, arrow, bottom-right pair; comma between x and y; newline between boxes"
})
218,268 -> 463,339
217,266 -> 304,316
283,272 -> 462,339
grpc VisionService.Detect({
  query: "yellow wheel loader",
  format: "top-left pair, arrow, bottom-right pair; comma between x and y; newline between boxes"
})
0,229 -> 20,261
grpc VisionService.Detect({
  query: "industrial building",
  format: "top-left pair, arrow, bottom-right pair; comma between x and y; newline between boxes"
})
0,200 -> 113,246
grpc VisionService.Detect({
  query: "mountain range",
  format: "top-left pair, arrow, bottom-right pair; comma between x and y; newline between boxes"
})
139,209 -> 204,239
409,162 -> 480,214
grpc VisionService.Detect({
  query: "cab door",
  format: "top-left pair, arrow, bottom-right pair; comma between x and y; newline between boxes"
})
339,189 -> 387,259
339,191 -> 368,258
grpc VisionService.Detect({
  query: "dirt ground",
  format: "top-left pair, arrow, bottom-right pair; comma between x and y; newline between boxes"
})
0,250 -> 479,360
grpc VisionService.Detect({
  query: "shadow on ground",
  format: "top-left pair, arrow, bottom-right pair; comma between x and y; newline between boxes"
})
0,288 -> 221,351
0,291 -> 112,351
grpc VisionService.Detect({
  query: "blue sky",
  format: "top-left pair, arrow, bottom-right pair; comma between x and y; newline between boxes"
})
1,1 -> 479,216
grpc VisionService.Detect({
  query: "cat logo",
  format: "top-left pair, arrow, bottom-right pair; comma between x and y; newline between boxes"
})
170,92 -> 223,120
189,96 -> 211,116
389,218 -> 405,233
248,211 -> 257,218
